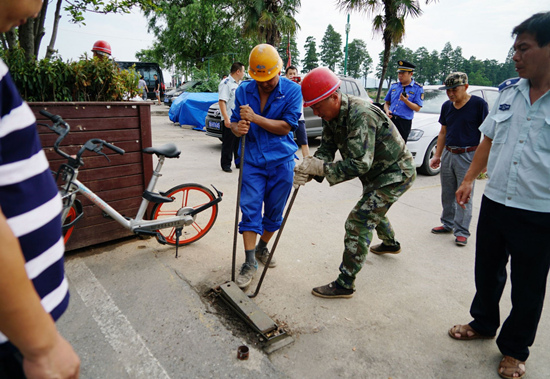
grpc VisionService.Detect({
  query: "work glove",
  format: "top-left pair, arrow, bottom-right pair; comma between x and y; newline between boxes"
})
293,170 -> 312,189
295,156 -> 325,177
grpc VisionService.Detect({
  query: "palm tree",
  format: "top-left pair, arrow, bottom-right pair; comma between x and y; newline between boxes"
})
337,0 -> 436,102
240,0 -> 301,47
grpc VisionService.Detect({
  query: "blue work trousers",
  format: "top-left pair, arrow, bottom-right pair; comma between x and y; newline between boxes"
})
239,160 -> 294,235
439,149 -> 475,237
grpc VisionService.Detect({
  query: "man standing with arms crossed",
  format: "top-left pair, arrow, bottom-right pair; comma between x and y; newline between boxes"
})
219,62 -> 245,173
230,44 -> 302,288
429,72 -> 488,246
384,60 -> 424,141
448,12 -> 550,379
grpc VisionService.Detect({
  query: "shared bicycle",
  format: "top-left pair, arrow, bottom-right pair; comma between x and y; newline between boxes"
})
39,110 -> 222,257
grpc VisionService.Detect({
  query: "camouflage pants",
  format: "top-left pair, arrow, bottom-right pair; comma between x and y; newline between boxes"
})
337,174 -> 415,289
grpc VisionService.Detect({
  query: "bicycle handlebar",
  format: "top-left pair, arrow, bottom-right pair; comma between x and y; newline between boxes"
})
39,109 -> 63,124
39,110 -> 125,168
104,141 -> 125,155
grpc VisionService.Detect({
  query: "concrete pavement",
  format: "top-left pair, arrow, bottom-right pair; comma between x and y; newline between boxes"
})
56,110 -> 550,378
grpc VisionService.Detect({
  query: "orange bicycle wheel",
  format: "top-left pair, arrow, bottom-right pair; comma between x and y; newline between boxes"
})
150,183 -> 218,246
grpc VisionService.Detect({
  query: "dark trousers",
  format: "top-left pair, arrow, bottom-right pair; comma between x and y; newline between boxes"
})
0,348 -> 25,378
391,116 -> 412,142
469,196 -> 550,361
220,120 -> 239,169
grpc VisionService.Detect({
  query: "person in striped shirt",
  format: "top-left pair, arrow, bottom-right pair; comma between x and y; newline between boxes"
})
0,1 -> 80,378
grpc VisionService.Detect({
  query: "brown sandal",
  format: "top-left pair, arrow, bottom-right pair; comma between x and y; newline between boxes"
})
498,355 -> 526,379
448,324 -> 494,340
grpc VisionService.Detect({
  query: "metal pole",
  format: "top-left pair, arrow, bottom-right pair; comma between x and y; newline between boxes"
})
249,187 -> 299,298
344,14 -> 350,76
231,135 -> 246,282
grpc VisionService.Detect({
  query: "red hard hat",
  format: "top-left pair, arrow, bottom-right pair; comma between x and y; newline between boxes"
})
92,40 -> 111,56
302,67 -> 341,107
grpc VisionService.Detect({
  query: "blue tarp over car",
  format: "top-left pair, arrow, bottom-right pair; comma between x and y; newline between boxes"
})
168,92 -> 218,130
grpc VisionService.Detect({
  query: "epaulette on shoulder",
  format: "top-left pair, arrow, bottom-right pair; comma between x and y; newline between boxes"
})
498,77 -> 520,92
413,81 -> 423,88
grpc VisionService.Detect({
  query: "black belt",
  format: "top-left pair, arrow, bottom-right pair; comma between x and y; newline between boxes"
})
393,115 -> 408,120
445,146 -> 478,154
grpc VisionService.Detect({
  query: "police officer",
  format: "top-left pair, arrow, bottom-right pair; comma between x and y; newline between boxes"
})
384,60 -> 424,141
294,67 -> 416,298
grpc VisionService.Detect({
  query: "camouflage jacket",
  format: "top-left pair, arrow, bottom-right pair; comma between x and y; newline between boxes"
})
314,93 -> 415,193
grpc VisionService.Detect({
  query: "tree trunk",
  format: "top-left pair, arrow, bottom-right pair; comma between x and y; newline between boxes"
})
2,30 -> 17,50
33,1 -> 48,57
376,36 -> 391,103
18,21 -> 35,60
46,0 -> 63,59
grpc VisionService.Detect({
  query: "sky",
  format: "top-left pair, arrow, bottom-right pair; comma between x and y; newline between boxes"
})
41,0 -> 548,83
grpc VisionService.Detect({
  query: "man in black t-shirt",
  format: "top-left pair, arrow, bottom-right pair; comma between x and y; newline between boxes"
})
429,72 -> 488,246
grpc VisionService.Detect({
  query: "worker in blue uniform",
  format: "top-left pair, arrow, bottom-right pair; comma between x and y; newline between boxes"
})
230,44 -> 302,289
384,60 -> 424,141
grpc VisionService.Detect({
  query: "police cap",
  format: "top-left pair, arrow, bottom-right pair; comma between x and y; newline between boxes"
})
397,60 -> 415,72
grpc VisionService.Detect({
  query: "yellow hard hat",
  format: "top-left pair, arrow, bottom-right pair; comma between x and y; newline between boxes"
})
248,44 -> 283,82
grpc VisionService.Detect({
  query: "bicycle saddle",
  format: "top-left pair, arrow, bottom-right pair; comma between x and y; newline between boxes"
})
142,143 -> 181,158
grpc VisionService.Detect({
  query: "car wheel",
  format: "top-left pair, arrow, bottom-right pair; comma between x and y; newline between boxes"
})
418,138 -> 440,176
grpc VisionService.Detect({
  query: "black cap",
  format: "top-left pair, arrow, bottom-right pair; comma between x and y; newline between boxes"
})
397,60 -> 415,72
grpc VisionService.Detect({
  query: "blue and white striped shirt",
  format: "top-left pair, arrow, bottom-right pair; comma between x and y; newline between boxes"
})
0,59 -> 69,352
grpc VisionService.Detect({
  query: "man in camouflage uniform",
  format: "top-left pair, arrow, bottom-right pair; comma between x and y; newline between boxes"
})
295,67 -> 416,298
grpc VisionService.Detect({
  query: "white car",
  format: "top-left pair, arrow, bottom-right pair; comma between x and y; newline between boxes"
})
406,85 -> 500,176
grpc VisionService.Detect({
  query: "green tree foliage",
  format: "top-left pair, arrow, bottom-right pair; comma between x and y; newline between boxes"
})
411,46 -> 429,84
450,46 -> 465,74
184,67 -> 221,93
439,42 -> 453,81
240,0 -> 301,47
344,39 -> 370,79
301,36 -> 319,73
337,0 -> 437,102
371,41 -> 517,87
278,35 -> 301,68
361,53 -> 374,87
142,0 -> 253,80
375,45 -> 413,87
0,0 -> 158,60
320,24 -> 342,72
1,47 -> 139,101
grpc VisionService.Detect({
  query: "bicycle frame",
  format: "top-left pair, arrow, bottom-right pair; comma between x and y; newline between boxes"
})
39,109 -> 222,252
65,155 -> 221,235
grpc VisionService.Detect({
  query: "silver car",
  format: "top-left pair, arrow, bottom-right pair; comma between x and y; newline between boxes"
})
205,76 -> 372,140
406,85 -> 500,176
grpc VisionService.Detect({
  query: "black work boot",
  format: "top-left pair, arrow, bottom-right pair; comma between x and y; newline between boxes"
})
255,245 -> 276,267
369,242 -> 401,255
312,281 -> 355,299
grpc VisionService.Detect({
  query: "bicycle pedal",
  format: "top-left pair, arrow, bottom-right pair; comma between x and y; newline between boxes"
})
156,233 -> 167,245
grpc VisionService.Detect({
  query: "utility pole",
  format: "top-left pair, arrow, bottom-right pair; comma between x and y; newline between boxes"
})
344,14 -> 350,76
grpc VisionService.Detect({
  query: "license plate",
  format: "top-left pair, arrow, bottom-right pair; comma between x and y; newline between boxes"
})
208,121 -> 220,130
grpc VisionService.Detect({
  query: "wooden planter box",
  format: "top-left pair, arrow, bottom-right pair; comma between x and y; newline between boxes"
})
30,102 -> 153,251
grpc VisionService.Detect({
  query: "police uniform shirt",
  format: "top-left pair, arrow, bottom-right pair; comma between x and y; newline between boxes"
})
218,76 -> 239,121
384,80 -> 424,120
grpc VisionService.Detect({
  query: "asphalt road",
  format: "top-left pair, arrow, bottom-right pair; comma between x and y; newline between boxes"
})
56,110 -> 550,378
